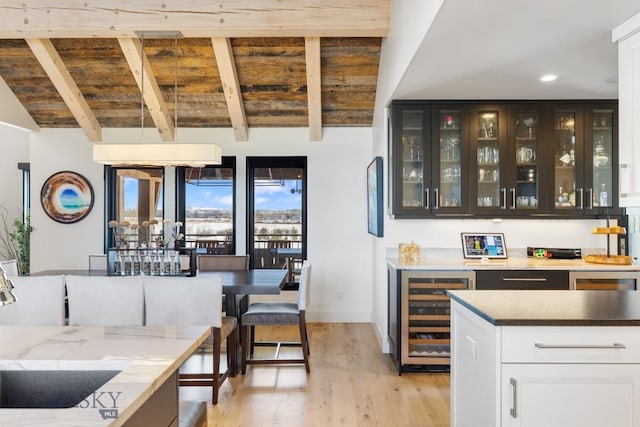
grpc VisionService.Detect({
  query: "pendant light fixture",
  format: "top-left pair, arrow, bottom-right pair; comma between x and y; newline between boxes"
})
93,32 -> 221,167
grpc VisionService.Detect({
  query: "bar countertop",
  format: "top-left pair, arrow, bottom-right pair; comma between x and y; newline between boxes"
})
387,257 -> 640,271
448,290 -> 640,326
0,325 -> 210,426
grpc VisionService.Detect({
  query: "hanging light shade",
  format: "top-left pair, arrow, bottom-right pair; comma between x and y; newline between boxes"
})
93,31 -> 221,167
0,269 -> 17,306
93,143 -> 221,167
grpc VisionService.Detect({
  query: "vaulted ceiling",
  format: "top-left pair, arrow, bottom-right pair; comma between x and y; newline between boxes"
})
0,1 -> 389,142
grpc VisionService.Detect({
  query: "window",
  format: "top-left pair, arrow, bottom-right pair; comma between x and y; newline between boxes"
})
176,157 -> 236,254
18,163 -> 30,223
106,167 -> 164,249
247,157 -> 306,271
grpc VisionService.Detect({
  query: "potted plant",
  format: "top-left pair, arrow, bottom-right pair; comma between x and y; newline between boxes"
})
0,206 -> 33,275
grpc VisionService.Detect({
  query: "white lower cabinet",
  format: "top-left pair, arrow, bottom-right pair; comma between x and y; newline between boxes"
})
451,299 -> 640,427
502,364 -> 640,427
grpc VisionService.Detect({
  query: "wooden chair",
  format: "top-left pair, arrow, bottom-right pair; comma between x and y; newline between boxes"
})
241,261 -> 312,373
143,276 -> 237,404
197,254 -> 249,271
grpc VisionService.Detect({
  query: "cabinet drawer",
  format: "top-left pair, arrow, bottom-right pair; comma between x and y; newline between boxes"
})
476,270 -> 569,290
501,326 -> 640,363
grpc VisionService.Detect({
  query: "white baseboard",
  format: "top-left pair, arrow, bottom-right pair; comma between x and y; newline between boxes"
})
306,309 -> 370,323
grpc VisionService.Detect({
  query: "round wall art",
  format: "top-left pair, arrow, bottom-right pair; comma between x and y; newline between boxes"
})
40,171 -> 94,224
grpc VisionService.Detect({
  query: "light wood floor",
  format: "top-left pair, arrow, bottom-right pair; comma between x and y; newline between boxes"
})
180,323 -> 451,427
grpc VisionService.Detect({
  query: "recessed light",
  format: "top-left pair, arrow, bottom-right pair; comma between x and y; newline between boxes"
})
540,74 -> 557,82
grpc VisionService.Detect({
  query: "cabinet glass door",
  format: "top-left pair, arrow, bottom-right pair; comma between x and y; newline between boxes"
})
400,109 -> 427,210
553,110 -> 578,211
591,108 -> 614,209
433,107 -> 467,213
472,106 -> 505,211
511,111 -> 540,211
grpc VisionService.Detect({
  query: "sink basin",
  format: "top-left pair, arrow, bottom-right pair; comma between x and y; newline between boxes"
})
0,369 -> 121,408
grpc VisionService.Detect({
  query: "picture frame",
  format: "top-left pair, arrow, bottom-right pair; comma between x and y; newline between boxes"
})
367,156 -> 383,237
460,232 -> 508,259
40,171 -> 94,224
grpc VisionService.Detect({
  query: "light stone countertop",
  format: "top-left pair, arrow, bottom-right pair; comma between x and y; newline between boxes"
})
0,325 -> 210,427
386,256 -> 640,270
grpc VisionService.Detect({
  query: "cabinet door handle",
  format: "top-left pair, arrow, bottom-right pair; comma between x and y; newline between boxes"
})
424,188 -> 430,209
510,377 -> 517,418
509,188 -> 516,210
586,188 -> 593,209
577,187 -> 583,210
500,188 -> 507,210
434,188 -> 439,209
534,342 -> 626,349
502,277 -> 547,282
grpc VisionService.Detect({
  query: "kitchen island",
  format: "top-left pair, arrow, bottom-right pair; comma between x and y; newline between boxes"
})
0,325 -> 210,426
449,290 -> 640,427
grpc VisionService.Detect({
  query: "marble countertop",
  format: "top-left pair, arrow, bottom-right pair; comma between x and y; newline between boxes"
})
449,290 -> 640,326
386,256 -> 640,271
0,325 -> 210,426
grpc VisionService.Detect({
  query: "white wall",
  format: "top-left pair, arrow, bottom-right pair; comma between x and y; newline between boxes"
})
27,127 -> 373,322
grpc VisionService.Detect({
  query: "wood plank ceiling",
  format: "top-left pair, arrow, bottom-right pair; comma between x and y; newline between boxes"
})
0,1 -> 388,142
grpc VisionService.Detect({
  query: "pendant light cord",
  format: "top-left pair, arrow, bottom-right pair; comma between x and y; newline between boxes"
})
174,36 -> 178,140
140,34 -> 145,142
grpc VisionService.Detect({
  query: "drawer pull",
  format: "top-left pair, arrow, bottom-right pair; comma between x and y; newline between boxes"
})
534,343 -> 626,349
501,277 -> 547,282
509,377 -> 517,418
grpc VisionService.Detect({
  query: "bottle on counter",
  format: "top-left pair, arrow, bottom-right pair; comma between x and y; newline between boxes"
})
113,252 -> 123,276
143,251 -> 152,275
152,250 -> 161,276
163,250 -> 172,275
173,250 -> 182,275
133,251 -> 141,275
124,252 -> 133,276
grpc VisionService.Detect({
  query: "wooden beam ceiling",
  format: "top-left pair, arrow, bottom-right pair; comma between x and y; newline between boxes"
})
25,38 -> 102,141
0,1 -> 389,38
211,37 -> 248,142
305,37 -> 322,141
0,2 -> 387,140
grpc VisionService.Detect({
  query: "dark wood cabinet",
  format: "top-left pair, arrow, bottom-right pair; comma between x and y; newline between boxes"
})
475,270 -> 569,290
389,100 -> 620,218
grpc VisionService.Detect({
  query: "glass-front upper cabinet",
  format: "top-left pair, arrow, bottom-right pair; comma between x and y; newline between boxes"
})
549,104 -> 584,214
470,105 -> 507,214
508,105 -> 545,212
390,104 -> 431,216
431,105 -> 469,215
585,105 -> 616,211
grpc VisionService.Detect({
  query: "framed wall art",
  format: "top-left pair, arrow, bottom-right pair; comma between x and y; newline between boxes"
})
367,156 -> 383,237
40,171 -> 94,224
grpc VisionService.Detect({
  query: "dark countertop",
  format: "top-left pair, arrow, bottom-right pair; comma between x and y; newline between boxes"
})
448,290 -> 640,326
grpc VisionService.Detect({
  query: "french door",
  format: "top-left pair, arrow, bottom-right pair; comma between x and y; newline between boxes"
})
246,157 -> 306,272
